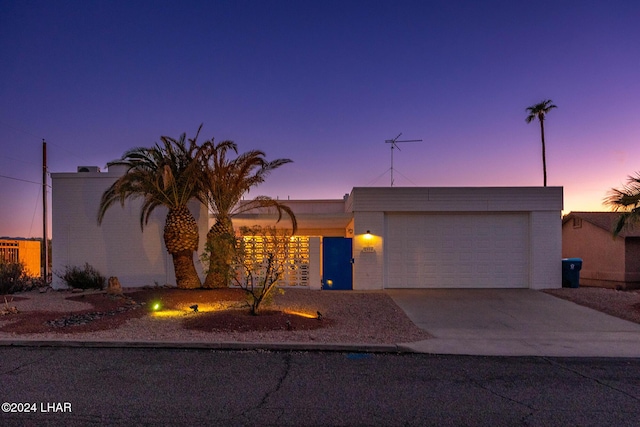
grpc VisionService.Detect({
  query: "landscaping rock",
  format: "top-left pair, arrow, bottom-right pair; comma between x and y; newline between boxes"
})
45,303 -> 142,328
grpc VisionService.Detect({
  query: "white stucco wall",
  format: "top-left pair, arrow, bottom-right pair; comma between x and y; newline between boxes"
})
529,211 -> 562,289
308,237 -> 322,290
51,167 -> 208,289
352,211 -> 385,290
348,187 -> 563,290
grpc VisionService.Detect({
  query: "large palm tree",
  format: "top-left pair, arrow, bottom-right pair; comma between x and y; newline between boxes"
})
197,140 -> 297,288
604,173 -> 640,236
98,128 -> 205,289
526,99 -> 557,187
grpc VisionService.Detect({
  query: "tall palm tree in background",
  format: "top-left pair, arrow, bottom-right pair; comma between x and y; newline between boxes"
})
98,128 -> 205,289
526,99 -> 557,187
198,140 -> 297,288
604,173 -> 640,236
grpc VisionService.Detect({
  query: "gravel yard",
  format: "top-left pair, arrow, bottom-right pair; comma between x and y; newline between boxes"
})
0,287 -> 432,344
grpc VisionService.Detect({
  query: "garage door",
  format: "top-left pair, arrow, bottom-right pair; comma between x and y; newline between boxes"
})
385,213 -> 529,288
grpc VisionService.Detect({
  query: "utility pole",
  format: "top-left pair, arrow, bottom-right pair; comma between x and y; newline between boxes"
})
42,139 -> 48,283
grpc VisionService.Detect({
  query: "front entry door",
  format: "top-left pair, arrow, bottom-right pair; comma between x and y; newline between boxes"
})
322,237 -> 353,290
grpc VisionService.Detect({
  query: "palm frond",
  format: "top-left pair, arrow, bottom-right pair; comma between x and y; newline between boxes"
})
197,140 -> 296,231
232,196 -> 298,234
525,99 -> 557,123
604,173 -> 640,236
97,127 -> 205,229
604,174 -> 640,211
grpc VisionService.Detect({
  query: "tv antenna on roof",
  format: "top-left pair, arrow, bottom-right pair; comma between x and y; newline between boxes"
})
385,133 -> 422,186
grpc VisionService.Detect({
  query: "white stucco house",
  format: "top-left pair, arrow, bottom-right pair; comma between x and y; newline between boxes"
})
52,166 -> 563,290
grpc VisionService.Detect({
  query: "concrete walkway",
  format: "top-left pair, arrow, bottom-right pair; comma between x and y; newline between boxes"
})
386,289 -> 640,357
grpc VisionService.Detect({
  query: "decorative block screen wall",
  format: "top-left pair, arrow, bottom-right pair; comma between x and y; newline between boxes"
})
233,236 -> 310,287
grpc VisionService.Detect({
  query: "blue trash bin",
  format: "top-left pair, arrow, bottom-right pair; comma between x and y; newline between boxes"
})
562,258 -> 582,288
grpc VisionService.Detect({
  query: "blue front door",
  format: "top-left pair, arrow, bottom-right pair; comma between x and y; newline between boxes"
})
322,237 -> 353,290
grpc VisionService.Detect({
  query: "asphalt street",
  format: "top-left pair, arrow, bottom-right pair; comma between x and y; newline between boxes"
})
1,347 -> 639,426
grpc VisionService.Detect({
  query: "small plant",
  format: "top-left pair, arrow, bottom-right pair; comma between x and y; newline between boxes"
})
0,260 -> 29,294
2,296 -> 18,315
57,263 -> 106,290
232,226 -> 290,315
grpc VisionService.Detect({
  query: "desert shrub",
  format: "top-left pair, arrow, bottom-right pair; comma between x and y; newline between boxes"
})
232,226 -> 290,315
0,260 -> 29,294
57,263 -> 106,290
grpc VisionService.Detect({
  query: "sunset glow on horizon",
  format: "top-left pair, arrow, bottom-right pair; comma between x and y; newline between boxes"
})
1,1 -> 639,238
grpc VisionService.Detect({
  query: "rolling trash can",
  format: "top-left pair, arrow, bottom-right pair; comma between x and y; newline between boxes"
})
562,258 -> 582,288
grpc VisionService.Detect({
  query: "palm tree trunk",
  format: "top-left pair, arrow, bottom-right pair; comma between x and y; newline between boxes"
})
164,207 -> 202,289
203,216 -> 235,288
540,120 -> 547,187
171,250 -> 201,289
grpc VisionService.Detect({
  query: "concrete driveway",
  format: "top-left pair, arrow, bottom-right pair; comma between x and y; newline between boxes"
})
386,289 -> 640,357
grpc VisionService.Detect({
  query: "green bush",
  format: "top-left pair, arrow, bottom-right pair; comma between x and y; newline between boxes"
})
0,260 -> 29,294
57,263 -> 106,290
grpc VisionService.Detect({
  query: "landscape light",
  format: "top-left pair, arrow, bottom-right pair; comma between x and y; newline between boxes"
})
283,309 -> 317,319
153,302 -> 161,311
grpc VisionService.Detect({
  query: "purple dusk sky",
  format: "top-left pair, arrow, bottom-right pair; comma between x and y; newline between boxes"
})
1,0 -> 639,239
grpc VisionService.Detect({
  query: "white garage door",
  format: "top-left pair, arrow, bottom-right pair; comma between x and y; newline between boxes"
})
385,213 -> 529,288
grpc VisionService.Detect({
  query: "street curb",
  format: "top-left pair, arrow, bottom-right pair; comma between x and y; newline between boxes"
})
0,340 -> 413,353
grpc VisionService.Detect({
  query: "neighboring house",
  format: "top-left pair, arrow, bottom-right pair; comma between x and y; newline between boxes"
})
0,238 -> 41,277
562,211 -> 640,289
52,166 -> 563,290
